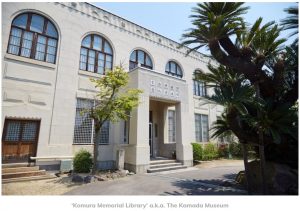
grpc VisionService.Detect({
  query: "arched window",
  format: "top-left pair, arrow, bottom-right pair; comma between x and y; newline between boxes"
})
165,61 -> 183,78
193,70 -> 207,96
129,49 -> 153,70
79,34 -> 113,74
7,13 -> 58,64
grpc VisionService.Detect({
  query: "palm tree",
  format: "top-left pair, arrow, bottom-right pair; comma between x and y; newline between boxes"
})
281,6 -> 298,40
183,2 -> 298,194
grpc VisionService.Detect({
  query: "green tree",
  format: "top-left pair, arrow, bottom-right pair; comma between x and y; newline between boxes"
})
84,66 -> 143,174
281,6 -> 298,40
181,2 -> 298,194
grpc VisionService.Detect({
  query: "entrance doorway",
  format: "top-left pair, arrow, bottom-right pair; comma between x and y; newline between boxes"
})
149,122 -> 153,157
2,119 -> 40,163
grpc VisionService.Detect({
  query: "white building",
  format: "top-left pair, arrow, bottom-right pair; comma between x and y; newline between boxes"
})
1,2 -> 223,173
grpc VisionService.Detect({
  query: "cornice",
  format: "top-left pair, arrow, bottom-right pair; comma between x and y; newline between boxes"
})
54,2 -> 212,64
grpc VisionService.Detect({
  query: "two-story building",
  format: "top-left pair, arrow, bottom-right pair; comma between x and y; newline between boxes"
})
1,2 -> 223,173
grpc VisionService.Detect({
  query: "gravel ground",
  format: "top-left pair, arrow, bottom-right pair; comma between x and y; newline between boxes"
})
2,174 -> 84,195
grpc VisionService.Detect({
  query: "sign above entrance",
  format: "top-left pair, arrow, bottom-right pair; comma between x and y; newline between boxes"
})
150,79 -> 180,100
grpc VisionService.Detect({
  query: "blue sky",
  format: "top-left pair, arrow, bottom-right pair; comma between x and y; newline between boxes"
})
92,2 -> 297,54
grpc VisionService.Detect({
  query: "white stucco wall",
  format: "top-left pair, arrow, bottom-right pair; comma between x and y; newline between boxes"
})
2,2 -> 222,171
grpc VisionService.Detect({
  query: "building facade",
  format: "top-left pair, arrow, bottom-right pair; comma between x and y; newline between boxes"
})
1,2 -> 223,173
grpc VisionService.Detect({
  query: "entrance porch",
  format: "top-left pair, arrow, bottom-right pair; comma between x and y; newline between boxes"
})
122,66 -> 193,173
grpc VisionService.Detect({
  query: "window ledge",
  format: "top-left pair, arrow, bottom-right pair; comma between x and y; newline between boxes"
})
78,69 -> 104,78
193,95 -> 208,100
4,53 -> 56,69
72,143 -> 110,145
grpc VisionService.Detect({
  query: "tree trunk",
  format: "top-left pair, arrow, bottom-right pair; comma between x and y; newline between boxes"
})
92,128 -> 101,175
255,83 -> 268,194
258,137 -> 267,194
241,143 -> 251,194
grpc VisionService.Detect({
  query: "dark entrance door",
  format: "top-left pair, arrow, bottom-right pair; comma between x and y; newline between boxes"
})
2,119 -> 40,162
149,122 -> 153,157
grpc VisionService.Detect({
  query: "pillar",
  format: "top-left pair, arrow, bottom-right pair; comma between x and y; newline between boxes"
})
175,102 -> 193,166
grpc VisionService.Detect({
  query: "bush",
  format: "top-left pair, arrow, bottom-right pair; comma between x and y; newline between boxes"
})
202,143 -> 219,160
73,149 -> 93,173
218,144 -> 229,158
229,142 -> 243,158
191,143 -> 203,161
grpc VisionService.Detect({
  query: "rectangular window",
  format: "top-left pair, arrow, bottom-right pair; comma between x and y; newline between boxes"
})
123,120 -> 129,144
195,114 -> 209,142
3,119 -> 39,142
73,98 -> 109,144
168,110 -> 176,143
8,27 -> 22,55
79,48 -> 88,70
193,80 -> 206,97
87,50 -> 95,72
46,38 -> 57,63
20,31 -> 33,57
30,14 -> 44,33
35,35 -> 46,61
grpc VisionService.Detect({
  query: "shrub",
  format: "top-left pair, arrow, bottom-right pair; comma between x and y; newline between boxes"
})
202,143 -> 219,160
229,142 -> 243,158
73,149 -> 93,173
218,144 -> 229,158
191,143 -> 203,161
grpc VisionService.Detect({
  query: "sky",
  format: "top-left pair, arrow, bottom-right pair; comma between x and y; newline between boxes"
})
91,2 -> 297,54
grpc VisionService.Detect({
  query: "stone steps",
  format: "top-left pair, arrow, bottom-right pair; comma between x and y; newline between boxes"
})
147,158 -> 187,173
1,163 -> 55,183
2,166 -> 39,174
150,162 -> 183,169
2,170 -> 47,179
2,163 -> 31,169
2,174 -> 56,184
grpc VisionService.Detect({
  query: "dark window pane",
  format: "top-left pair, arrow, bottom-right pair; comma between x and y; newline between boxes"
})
30,14 -> 44,33
105,61 -> 112,70
129,61 -> 137,70
20,31 -> 33,57
22,122 -> 38,141
87,50 -> 95,72
177,66 -> 182,76
98,52 -> 104,60
104,41 -> 112,54
12,14 -> 28,29
166,61 -> 182,78
46,21 -> 58,38
80,48 -> 88,56
82,35 -> 91,48
73,99 -> 93,144
46,54 -> 55,63
106,55 -> 112,62
8,28 -> 22,55
47,46 -> 56,55
93,35 -> 102,51
168,110 -> 176,143
170,62 -> 176,73
145,55 -> 152,68
5,121 -> 21,141
97,66 -> 104,74
48,38 -> 57,47
130,51 -> 136,61
35,35 -> 46,61
137,50 -> 145,64
94,121 -> 110,144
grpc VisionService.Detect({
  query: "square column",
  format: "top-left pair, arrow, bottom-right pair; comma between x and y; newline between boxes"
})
175,102 -> 193,166
125,94 -> 150,173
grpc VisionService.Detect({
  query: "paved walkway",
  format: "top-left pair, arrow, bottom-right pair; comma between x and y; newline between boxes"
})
65,160 -> 246,195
